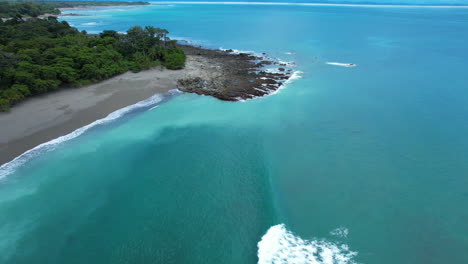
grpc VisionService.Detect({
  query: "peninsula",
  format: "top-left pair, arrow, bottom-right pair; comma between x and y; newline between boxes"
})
0,2 -> 292,165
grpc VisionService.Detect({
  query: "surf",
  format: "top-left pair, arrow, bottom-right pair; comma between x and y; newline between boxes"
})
258,224 -> 358,264
0,91 -> 181,180
326,62 -> 357,67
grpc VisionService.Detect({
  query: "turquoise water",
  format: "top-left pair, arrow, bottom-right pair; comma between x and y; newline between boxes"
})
2,2 -> 468,263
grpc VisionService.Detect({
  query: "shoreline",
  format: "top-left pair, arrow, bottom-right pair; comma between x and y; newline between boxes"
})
0,46 -> 294,167
0,67 -> 182,166
58,4 -> 161,11
177,44 -> 293,100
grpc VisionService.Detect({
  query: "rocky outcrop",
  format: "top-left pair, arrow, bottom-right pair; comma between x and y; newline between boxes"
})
176,44 -> 293,101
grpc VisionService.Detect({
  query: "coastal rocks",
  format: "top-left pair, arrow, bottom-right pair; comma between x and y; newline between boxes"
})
60,13 -> 90,17
177,44 -> 293,101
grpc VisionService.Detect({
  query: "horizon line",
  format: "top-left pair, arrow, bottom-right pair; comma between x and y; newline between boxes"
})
151,1 -> 468,8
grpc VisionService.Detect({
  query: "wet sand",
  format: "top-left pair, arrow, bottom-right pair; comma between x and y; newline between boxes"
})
0,65 -> 185,165
0,47 -> 292,166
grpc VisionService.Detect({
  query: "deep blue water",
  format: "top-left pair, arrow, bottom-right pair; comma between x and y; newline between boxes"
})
1,2 -> 468,264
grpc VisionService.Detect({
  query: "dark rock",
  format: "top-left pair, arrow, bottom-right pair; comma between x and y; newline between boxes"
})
176,44 -> 292,101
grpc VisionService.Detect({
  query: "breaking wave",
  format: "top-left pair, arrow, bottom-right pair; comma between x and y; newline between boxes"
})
326,62 -> 357,67
330,227 -> 349,239
81,22 -> 99,26
258,224 -> 358,264
268,70 -> 303,96
0,91 -> 180,180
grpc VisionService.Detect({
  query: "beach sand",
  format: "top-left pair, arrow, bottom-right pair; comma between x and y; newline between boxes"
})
58,4 -> 160,11
0,46 -> 291,166
0,62 -> 193,165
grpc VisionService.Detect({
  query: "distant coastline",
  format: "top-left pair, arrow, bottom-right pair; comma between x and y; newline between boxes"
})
58,4 -> 162,11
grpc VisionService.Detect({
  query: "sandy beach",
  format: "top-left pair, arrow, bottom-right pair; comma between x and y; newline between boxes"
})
58,4 -> 160,11
0,61 -> 189,165
0,46 -> 291,166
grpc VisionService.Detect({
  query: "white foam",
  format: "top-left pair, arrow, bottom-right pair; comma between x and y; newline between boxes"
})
278,60 -> 296,67
219,48 -> 296,69
152,2 -> 468,8
326,62 -> 357,67
267,70 -> 303,96
330,227 -> 349,239
219,48 -> 266,60
0,93 -> 166,180
265,68 -> 281,74
220,48 -> 254,55
258,224 -> 358,264
81,22 -> 98,25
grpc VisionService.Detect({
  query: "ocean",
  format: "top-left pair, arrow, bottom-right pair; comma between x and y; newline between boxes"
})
1,2 -> 468,263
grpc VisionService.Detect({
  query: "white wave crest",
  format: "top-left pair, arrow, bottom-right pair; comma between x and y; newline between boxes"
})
258,224 -> 358,264
81,22 -> 98,26
219,48 -> 267,60
268,70 -> 303,96
330,227 -> 349,239
326,62 -> 357,67
277,60 -> 296,67
0,93 -> 166,180
220,48 -> 254,54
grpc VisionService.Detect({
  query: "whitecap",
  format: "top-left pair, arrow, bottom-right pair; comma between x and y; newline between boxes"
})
330,227 -> 349,239
258,224 -> 358,264
218,47 -> 269,61
219,48 -> 254,54
326,62 -> 357,67
265,70 -> 303,96
81,22 -> 98,26
277,60 -> 296,67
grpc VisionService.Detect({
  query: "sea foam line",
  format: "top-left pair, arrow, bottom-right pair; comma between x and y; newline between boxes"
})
258,224 -> 358,264
152,2 -> 468,8
326,62 -> 357,67
218,47 -> 301,101
268,70 -> 303,96
236,70 -> 302,102
0,92 -> 176,180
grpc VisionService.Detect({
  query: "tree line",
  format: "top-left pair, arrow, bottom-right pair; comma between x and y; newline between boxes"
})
0,1 -> 60,18
0,1 -> 150,18
0,17 -> 186,111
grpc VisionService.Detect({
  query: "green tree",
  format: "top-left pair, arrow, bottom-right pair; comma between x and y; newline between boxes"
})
0,13 -> 184,111
163,52 -> 186,70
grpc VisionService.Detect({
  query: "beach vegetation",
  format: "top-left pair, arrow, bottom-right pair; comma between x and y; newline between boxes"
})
0,1 -> 150,19
163,48 -> 187,70
0,2 -> 60,18
0,16 -> 185,111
